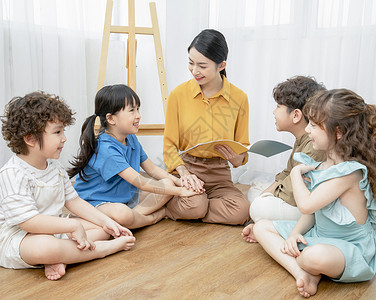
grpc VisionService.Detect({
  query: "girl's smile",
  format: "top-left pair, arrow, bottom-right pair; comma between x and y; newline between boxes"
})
106,102 -> 141,143
305,121 -> 329,151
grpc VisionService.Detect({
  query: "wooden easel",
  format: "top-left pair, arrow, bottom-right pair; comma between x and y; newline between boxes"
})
96,0 -> 167,135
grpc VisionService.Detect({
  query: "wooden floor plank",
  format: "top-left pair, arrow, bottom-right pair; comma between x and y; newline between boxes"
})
0,218 -> 374,299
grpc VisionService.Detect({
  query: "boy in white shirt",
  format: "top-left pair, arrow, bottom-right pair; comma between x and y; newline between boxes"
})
0,92 -> 135,280
242,76 -> 326,242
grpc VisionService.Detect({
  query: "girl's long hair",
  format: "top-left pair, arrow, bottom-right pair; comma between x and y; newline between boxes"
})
68,84 -> 140,180
304,89 -> 376,194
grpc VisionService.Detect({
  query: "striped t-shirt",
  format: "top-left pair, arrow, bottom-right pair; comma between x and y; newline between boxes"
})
0,155 -> 78,227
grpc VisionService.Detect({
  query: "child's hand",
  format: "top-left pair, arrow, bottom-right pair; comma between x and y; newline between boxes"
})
280,233 -> 307,257
71,223 -> 95,251
102,218 -> 134,238
292,164 -> 315,175
179,186 -> 204,197
171,175 -> 182,187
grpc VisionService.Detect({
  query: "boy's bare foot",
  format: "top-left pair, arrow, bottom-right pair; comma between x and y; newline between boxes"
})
112,235 -> 136,251
296,270 -> 321,298
241,224 -> 257,243
95,235 -> 136,256
44,263 -> 66,280
120,236 -> 136,251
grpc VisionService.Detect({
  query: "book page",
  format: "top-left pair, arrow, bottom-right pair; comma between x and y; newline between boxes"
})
179,139 -> 292,158
248,140 -> 292,157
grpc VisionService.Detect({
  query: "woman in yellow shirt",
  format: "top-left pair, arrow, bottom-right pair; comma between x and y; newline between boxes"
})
163,29 -> 250,225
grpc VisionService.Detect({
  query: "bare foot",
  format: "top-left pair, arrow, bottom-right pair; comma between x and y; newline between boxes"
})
241,224 -> 257,243
296,270 -> 321,298
121,236 -> 136,250
95,235 -> 136,256
112,235 -> 136,251
44,263 -> 66,280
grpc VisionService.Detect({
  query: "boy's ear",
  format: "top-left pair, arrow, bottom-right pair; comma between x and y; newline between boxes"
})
23,134 -> 36,147
292,109 -> 303,124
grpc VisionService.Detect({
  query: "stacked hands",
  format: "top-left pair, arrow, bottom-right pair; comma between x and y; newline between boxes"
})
179,173 -> 205,195
178,145 -> 247,195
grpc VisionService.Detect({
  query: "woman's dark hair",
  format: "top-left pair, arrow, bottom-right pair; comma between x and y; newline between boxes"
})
188,29 -> 228,77
2,91 -> 74,155
68,84 -> 140,180
304,89 -> 376,195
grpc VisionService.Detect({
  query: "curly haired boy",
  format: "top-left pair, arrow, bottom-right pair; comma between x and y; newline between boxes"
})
0,91 -> 135,280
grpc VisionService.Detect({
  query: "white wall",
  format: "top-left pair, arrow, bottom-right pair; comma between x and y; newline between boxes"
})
1,0 -> 376,185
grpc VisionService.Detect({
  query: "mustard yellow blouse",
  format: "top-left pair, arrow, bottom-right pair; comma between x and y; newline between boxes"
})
163,76 -> 250,173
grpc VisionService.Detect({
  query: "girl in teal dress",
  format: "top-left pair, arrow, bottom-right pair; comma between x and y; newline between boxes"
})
250,89 -> 376,297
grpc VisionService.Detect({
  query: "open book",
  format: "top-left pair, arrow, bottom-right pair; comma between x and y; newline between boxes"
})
179,139 -> 292,158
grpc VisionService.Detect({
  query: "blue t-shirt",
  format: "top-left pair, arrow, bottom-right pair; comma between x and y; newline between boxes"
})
74,133 -> 148,207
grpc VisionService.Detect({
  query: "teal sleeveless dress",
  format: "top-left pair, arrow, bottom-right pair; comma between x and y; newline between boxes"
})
273,153 -> 376,282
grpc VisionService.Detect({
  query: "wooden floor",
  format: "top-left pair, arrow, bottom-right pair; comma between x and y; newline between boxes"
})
1,183 -> 376,299
0,218 -> 375,299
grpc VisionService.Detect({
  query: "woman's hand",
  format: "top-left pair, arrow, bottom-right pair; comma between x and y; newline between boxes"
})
180,173 -> 205,192
176,165 -> 205,192
280,233 -> 307,257
71,220 -> 96,251
214,144 -> 246,167
173,176 -> 205,197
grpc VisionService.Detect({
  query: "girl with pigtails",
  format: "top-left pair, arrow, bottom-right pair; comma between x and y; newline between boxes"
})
69,85 -> 200,229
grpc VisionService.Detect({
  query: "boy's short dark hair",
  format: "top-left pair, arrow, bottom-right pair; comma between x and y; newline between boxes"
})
1,91 -> 75,155
273,76 -> 326,121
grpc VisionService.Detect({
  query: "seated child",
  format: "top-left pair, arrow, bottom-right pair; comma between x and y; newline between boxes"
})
243,76 -> 326,242
251,89 -> 376,297
0,92 -> 135,280
69,84 -> 201,229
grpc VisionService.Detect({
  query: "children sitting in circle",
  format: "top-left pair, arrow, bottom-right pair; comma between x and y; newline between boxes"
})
1,25 -> 375,293
69,84 -> 201,229
0,92 -> 135,280
247,89 -> 376,297
1,84 -> 375,294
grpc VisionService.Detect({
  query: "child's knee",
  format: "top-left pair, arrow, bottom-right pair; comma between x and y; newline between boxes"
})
253,219 -> 272,238
106,203 -> 134,226
299,245 -> 327,270
249,195 -> 272,222
22,236 -> 62,262
249,197 -> 263,222
247,187 -> 262,204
